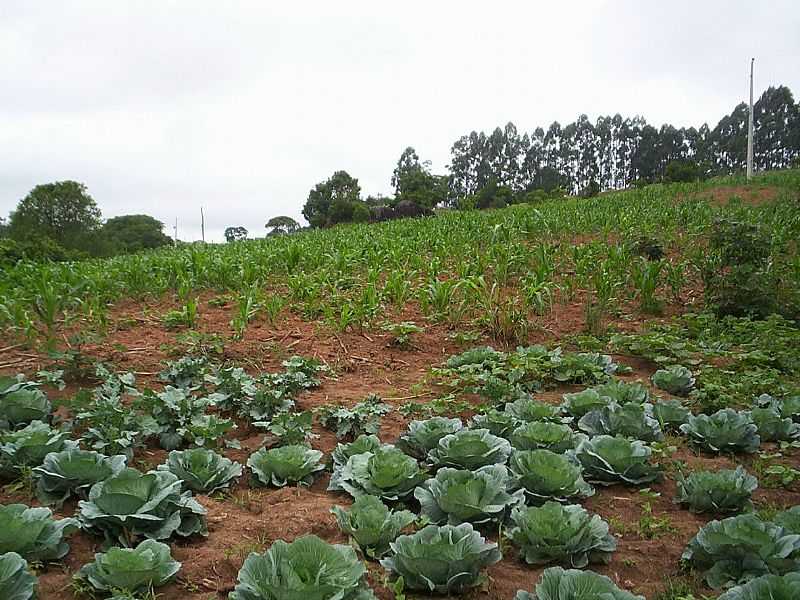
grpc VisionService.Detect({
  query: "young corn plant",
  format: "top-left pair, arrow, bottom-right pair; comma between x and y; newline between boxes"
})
632,258 -> 665,315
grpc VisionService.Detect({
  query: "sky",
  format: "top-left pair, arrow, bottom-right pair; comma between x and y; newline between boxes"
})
1,1 -> 799,242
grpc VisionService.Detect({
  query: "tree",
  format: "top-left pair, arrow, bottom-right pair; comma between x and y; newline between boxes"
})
265,216 -> 300,235
9,181 -> 101,250
224,226 -> 249,242
0,216 -> 8,238
392,147 -> 448,209
102,215 -> 172,253
302,171 -> 361,228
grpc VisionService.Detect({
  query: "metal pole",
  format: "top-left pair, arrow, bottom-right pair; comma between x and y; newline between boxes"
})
174,218 -> 178,245
200,206 -> 205,242
746,57 -> 754,180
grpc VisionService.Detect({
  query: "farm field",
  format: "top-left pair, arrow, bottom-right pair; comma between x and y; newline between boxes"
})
1,170 -> 800,600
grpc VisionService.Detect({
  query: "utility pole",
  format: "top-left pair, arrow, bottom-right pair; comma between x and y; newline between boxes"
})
746,57 -> 754,181
173,218 -> 178,246
200,206 -> 205,243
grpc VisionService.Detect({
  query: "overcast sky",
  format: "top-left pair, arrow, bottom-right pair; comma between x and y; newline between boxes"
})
2,1 -> 799,242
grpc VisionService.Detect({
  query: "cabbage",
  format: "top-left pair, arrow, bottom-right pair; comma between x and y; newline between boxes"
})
507,502 -> 616,567
332,434 -> 382,467
158,448 -> 242,494
0,387 -> 50,430
331,495 -> 415,558
0,552 -> 37,600
651,399 -> 691,430
560,389 -> 610,419
591,379 -> 650,404
247,445 -> 324,488
506,397 -> 564,423
675,466 -> 757,514
470,409 -> 520,438
427,428 -> 511,470
329,446 -> 425,501
397,417 -> 463,460
0,503 -> 78,562
651,365 -> 695,396
32,448 -> 127,507
508,450 -> 594,504
380,523 -> 502,594
515,566 -> 644,600
749,407 -> 800,443
510,422 -> 585,453
573,435 -> 661,486
76,539 -> 180,595
717,573 -> 800,600
577,402 -> 663,442
0,421 -> 77,477
680,409 -> 761,454
415,465 -> 523,525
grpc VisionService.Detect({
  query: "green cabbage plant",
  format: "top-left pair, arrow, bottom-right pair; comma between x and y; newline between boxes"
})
675,466 -> 757,514
506,502 -> 616,567
749,407 -> 800,443
682,513 -> 800,588
591,379 -> 650,404
397,417 -> 463,460
775,506 -> 800,535
577,402 -> 663,442
506,397 -> 564,423
717,573 -> 800,600
508,450 -> 594,503
415,465 -> 523,525
76,539 -> 180,595
651,365 -> 695,396
329,446 -> 425,501
510,422 -> 585,453
0,503 -> 78,561
0,552 -> 37,600
651,399 -> 691,430
0,421 -> 77,477
32,448 -> 127,507
380,523 -> 502,594
247,445 -> 324,488
680,409 -> 761,454
573,435 -> 661,486
560,389 -> 611,419
331,495 -> 415,558
515,566 -> 645,600
79,467 -> 208,547
230,535 -> 377,600
427,428 -> 511,470
332,434 -> 382,467
0,385 -> 50,430
470,409 -> 520,438
158,448 -> 242,493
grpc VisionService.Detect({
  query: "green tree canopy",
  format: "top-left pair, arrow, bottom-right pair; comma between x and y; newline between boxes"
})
224,226 -> 249,242
302,171 -> 361,228
102,215 -> 172,253
265,216 -> 300,235
391,147 -> 447,209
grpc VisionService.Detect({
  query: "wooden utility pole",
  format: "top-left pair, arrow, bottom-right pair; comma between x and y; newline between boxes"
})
173,218 -> 178,245
200,207 -> 205,242
747,58 -> 754,181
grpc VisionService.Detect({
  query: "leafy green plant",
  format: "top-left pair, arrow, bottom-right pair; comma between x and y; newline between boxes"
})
652,400 -> 691,431
508,449 -> 594,503
591,379 -> 651,405
380,523 -> 502,594
0,552 -> 37,600
506,501 -> 616,567
515,566 -> 645,600
749,407 -> 800,442
717,573 -> 800,600
427,428 -> 511,470
247,445 -> 324,488
652,365 -> 695,397
680,409 -> 761,454
505,397 -> 564,423
396,417 -> 463,460
316,394 -> 391,440
331,495 -> 416,558
157,448 -> 242,494
682,513 -> 800,588
510,422 -> 585,453
260,410 -> 314,446
415,465 -> 523,525
470,410 -> 519,438
0,382 -> 50,430
331,434 -> 382,467
382,321 -> 423,348
578,402 -> 663,442
329,446 -> 425,502
573,435 -> 662,486
675,467 -> 758,514
0,421 -> 78,477
78,467 -> 207,547
0,503 -> 78,561
32,448 -> 127,507
560,389 -> 611,419
76,539 -> 181,596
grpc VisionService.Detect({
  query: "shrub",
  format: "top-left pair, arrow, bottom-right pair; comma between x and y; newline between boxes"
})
331,495 -> 415,558
675,467 -> 757,514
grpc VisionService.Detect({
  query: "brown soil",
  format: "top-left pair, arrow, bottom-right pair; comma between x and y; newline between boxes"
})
691,185 -> 780,207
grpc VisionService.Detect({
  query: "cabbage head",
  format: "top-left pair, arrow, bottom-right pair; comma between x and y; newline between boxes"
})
675,466 -> 757,514
651,365 -> 695,396
717,573 -> 800,600
515,566 -> 645,600
560,389 -> 611,419
415,465 -> 523,525
0,503 -> 78,561
230,534 -> 377,600
508,450 -> 594,503
682,513 -> 800,588
0,552 -> 37,600
0,386 -> 50,430
32,448 -> 127,507
651,399 -> 691,430
0,421 -> 78,477
397,417 -> 463,460
591,379 -> 650,405
506,397 -> 564,423
573,435 -> 661,486
247,445 -> 324,488
470,409 -> 520,438
76,538 -> 180,595
506,502 -> 616,567
332,434 -> 382,467
329,446 -> 425,501
79,467 -> 208,547
510,422 -> 585,453
774,506 -> 800,535
380,523 -> 502,594
158,448 -> 242,494
331,495 -> 415,558
680,409 -> 760,454
577,402 -> 663,442
427,428 -> 511,470
749,407 -> 800,443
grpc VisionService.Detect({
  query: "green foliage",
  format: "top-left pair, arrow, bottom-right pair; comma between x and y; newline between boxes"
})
427,428 -> 512,470
331,495 -> 416,558
652,365 -> 696,396
470,410 -> 519,438
230,535 -> 376,600
0,384 -> 50,430
505,397 -> 564,423
680,409 -> 761,454
101,215 -> 172,254
573,435 -> 662,486
506,501 -> 616,567
331,434 -> 382,467
415,465 -> 523,525
329,446 -> 425,502
560,389 -> 611,419
265,216 -> 300,235
260,410 -> 314,446
0,552 -> 37,600
316,394 -> 391,440
302,170 -> 362,228
652,400 -> 691,431
508,449 -> 594,503
32,448 -> 127,507
510,422 -> 585,453
224,226 -> 248,242
515,566 -> 645,600
78,467 -> 207,547
157,448 -> 242,494
380,523 -> 502,594
396,417 -> 463,460
381,321 -> 423,348
682,513 -> 800,588
749,407 -> 800,442
247,445 -> 324,488
0,503 -> 78,561
0,421 -> 78,477
578,402 -> 664,442
717,573 -> 800,600
675,467 -> 758,514
76,539 -> 181,595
